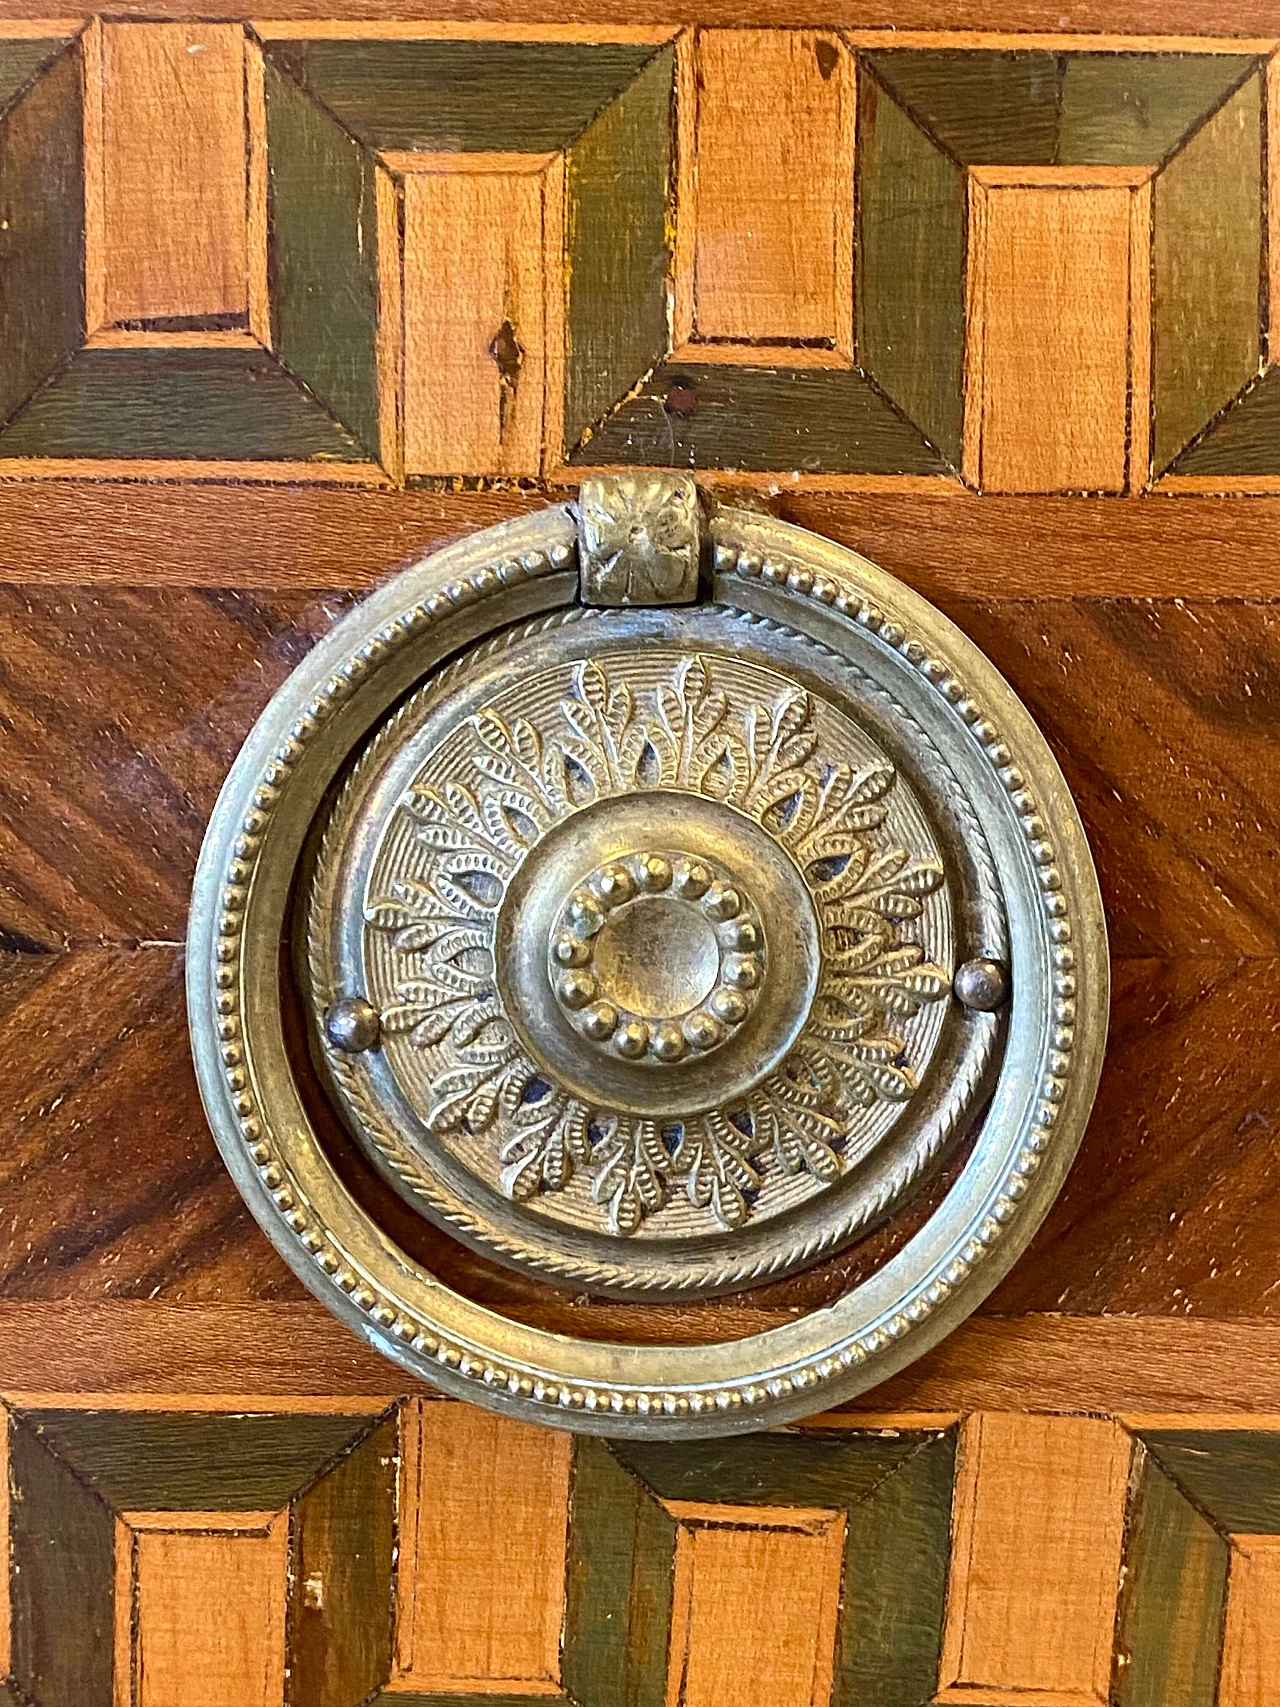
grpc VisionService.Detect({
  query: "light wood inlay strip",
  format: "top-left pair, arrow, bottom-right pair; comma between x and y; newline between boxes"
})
666,341 -> 857,369
0,459 -> 388,484
540,150 -> 566,476
251,20 -> 679,41
1128,178 -> 1153,493
1268,53 -> 1280,365
0,19 -> 82,34
665,1502 -> 845,1707
83,328 -> 260,349
970,164 -> 1155,187
379,149 -> 558,175
122,1510 -> 280,1531
375,161 -> 404,484
937,1414 -> 1132,1703
100,23 -> 250,325
246,33 -> 270,347
394,1401 -> 571,1690
841,29 -> 1279,51
681,28 -> 855,350
0,1404 -> 9,1678
1220,1537 -> 1280,1707
114,1516 -> 134,1707
80,16 -> 105,336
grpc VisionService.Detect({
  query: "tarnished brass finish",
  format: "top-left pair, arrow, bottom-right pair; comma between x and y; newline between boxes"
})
577,472 -> 702,605
188,491 -> 1108,1437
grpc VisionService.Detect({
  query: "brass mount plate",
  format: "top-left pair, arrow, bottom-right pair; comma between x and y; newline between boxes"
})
189,488 -> 1107,1436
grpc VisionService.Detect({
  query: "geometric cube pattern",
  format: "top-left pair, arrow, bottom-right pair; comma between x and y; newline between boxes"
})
6,1397 -> 1280,1706
2,21 -> 1280,490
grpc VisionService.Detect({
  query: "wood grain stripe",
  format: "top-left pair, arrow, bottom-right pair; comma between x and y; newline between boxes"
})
680,28 -> 855,351
664,1503 -> 845,1707
1220,1538 -> 1280,1707
100,23 -> 249,326
939,1414 -> 1131,1701
3,488 -> 1280,596
394,1401 -> 571,1689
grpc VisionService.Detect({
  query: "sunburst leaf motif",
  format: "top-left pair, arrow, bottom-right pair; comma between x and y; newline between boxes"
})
363,656 -> 953,1236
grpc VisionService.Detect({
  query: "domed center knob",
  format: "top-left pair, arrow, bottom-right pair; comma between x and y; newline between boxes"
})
549,850 -> 765,1064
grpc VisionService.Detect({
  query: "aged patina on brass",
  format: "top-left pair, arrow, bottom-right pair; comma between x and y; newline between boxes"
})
189,480 -> 1107,1435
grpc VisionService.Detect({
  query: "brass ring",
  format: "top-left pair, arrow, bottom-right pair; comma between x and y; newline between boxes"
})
188,502 -> 1107,1437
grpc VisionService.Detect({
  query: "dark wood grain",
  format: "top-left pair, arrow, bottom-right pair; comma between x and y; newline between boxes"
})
3,589 -> 1273,955
0,587 -> 349,945
290,1410 -> 397,1705
0,42 -> 83,434
0,583 -> 1275,1323
20,1404 -> 378,1508
944,599 -> 1280,960
564,44 -> 672,452
989,956 -> 1280,1316
6,1413 -> 115,1707
0,948 -> 302,1301
1117,1454 -> 1230,1707
5,488 -> 1280,597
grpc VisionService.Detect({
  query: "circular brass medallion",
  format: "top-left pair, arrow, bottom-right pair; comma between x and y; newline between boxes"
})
189,496 -> 1108,1436
307,612 -> 996,1294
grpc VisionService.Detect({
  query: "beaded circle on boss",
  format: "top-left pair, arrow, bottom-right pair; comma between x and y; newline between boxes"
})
550,849 -> 766,1063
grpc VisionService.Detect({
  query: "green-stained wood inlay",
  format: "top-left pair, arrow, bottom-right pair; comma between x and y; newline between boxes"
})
564,1437 -> 678,1707
856,69 -> 965,468
616,1429 -> 929,1509
266,55 -> 382,461
0,46 -> 83,435
865,50 -> 1255,167
1153,72 -> 1263,473
1117,1453 -> 1230,1707
1139,1429 -> 1280,1531
21,1407 -> 380,1510
0,37 -> 73,119
264,39 -> 662,153
0,348 -> 370,460
835,1431 -> 956,1707
289,1412 -> 398,1707
8,1415 -> 115,1707
613,1430 -> 956,1707
1170,367 -> 1280,476
573,362 -> 952,475
864,50 -> 1059,165
1059,54 -> 1257,166
565,46 -> 673,453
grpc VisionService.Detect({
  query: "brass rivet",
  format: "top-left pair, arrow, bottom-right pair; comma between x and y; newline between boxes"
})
325,996 -> 381,1052
954,958 -> 1010,1012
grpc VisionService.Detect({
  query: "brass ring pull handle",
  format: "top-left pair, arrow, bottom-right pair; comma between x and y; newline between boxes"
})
189,479 -> 1107,1436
